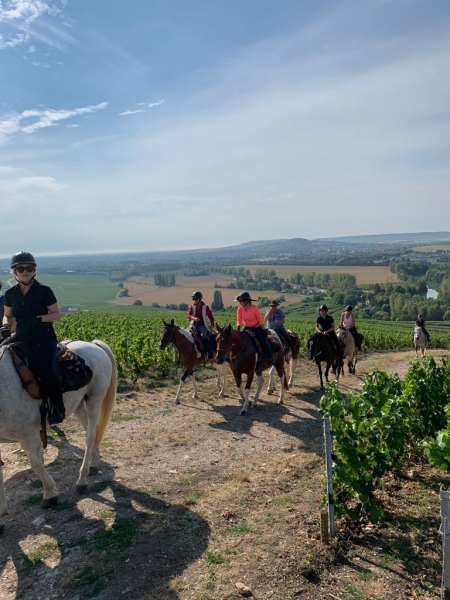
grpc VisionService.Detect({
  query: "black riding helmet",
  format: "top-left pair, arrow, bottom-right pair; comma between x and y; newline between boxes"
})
319,304 -> 328,312
11,251 -> 36,269
345,305 -> 353,311
191,291 -> 203,300
235,292 -> 255,302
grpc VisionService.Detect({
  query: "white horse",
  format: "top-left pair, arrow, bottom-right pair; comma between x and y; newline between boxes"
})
413,326 -> 428,357
336,326 -> 359,375
0,339 -> 117,534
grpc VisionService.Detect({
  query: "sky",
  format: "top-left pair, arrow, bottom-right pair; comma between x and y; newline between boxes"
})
0,0 -> 449,257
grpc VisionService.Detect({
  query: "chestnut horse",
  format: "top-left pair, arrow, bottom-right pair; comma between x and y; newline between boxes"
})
159,319 -> 227,404
267,329 -> 301,390
216,325 -> 288,416
307,332 -> 342,389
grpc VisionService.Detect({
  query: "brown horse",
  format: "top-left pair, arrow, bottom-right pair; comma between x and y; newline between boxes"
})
267,329 -> 301,389
159,320 -> 227,404
307,332 -> 342,389
216,325 -> 288,416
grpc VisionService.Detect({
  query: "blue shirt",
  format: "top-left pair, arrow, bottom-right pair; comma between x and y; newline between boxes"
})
266,308 -> 285,330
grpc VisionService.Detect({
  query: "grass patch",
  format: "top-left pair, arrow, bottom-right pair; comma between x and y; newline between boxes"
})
269,495 -> 296,506
99,509 -> 115,519
28,542 -> 61,565
24,494 -> 42,506
182,491 -> 204,506
66,513 -> 83,522
204,550 -> 227,565
223,521 -> 254,536
111,415 -> 142,422
29,479 -> 43,489
137,485 -> 163,495
93,517 -> 138,552
176,476 -> 198,486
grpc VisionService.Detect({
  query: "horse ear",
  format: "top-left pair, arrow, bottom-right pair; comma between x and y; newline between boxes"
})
227,324 -> 232,332
163,320 -> 167,326
170,319 -> 174,325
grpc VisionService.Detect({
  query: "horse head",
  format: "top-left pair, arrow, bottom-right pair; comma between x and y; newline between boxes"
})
336,326 -> 347,344
215,324 -> 233,365
159,319 -> 176,350
306,332 -> 317,360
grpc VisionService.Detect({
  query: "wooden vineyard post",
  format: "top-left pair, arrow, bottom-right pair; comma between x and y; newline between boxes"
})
441,489 -> 450,599
323,416 -> 335,541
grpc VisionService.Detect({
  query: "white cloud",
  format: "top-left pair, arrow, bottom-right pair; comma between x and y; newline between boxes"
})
0,102 -> 107,142
0,0 -> 57,25
118,109 -> 146,116
148,100 -> 164,108
27,44 -> 35,51
66,123 -> 79,128
0,32 -> 28,48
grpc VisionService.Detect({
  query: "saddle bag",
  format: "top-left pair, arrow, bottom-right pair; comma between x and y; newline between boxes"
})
58,348 -> 93,392
9,347 -> 40,399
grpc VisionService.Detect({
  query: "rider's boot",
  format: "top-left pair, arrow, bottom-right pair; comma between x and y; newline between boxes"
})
48,401 -> 65,425
203,337 -> 214,360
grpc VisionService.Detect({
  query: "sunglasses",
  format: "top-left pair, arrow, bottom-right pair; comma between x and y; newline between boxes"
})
15,265 -> 35,273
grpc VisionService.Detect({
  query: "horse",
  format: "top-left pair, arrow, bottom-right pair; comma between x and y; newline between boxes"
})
215,325 -> 288,416
307,332 -> 342,389
159,319 -> 227,404
267,329 -> 301,390
336,326 -> 359,375
413,326 -> 428,358
0,339 -> 117,534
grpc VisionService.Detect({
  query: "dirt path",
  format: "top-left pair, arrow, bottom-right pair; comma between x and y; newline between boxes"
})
0,349 -> 448,600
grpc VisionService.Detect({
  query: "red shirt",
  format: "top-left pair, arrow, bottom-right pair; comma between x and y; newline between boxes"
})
187,301 -> 214,327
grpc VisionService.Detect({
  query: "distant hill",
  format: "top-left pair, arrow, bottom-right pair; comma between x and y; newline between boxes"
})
315,232 -> 450,244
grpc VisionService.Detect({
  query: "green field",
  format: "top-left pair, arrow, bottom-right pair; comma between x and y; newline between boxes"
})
37,275 -> 120,309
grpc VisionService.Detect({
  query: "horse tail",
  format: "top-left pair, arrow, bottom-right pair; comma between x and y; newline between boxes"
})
92,339 -> 118,445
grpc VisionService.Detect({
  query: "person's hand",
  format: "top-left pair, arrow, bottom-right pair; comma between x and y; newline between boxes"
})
0,324 -> 11,340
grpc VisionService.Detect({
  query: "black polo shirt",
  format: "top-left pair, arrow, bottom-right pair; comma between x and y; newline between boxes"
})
5,280 -> 57,320
316,314 -> 334,332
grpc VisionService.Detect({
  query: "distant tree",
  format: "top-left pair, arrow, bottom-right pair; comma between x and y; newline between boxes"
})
118,288 -> 129,297
151,302 -> 160,308
118,282 -> 124,288
211,290 -> 225,311
133,299 -> 143,306
178,303 -> 189,311
166,303 -> 178,310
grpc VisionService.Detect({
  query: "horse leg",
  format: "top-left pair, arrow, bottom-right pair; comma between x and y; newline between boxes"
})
240,372 -> 255,416
252,374 -> 264,408
276,364 -> 285,405
288,357 -> 297,388
191,373 -> 199,399
267,365 -> 276,394
74,403 -> 100,475
76,400 -> 105,494
0,452 -> 8,534
215,363 -> 226,397
20,436 -> 58,509
174,369 -> 191,404
317,362 -> 324,389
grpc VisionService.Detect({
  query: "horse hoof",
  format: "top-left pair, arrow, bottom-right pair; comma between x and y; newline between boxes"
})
267,389 -> 274,395
41,496 -> 58,509
77,484 -> 89,495
89,466 -> 99,476
239,410 -> 247,416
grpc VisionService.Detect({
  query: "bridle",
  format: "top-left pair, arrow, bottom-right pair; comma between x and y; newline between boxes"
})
160,324 -> 176,348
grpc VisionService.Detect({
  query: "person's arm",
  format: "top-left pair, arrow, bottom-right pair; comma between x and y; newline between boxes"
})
39,302 -> 61,323
253,306 -> 264,327
236,306 -> 243,327
187,305 -> 195,321
339,312 -> 345,327
206,305 -> 214,328
263,309 -> 270,324
4,306 -> 16,330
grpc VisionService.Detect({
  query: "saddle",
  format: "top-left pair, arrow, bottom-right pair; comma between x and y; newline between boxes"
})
8,342 -> 93,400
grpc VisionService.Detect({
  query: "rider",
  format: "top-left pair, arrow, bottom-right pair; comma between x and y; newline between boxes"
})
3,251 -> 65,424
235,292 -> 275,366
339,305 -> 361,350
415,314 -> 430,342
264,300 -> 295,353
316,305 -> 343,358
186,291 -> 215,359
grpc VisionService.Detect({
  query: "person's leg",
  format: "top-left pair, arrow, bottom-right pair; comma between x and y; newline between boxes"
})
255,328 -> 275,365
30,339 -> 64,424
350,326 -> 361,349
329,331 -> 344,357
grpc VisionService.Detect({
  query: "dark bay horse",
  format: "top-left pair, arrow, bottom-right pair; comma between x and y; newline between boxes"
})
267,329 -> 301,389
159,320 -> 227,404
307,332 -> 342,389
216,325 -> 288,416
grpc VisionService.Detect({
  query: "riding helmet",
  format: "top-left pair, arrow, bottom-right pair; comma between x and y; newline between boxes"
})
418,314 -> 422,318
191,291 -> 203,300
319,304 -> 328,312
269,300 -> 280,306
235,291 -> 253,302
10,251 -> 36,269
345,305 -> 353,311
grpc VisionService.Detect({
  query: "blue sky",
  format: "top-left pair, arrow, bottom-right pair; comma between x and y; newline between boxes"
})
0,0 -> 449,256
